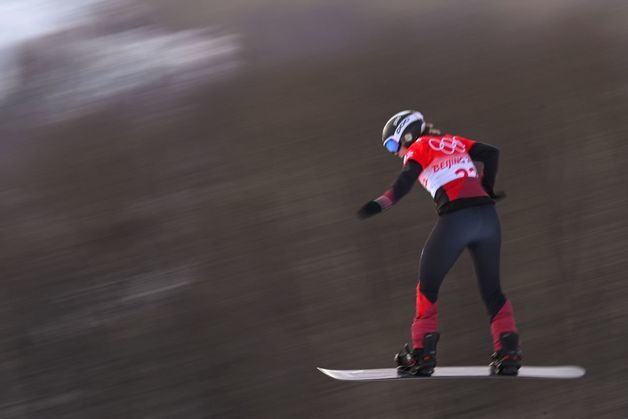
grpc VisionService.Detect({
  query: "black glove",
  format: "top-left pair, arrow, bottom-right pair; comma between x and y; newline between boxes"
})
482,180 -> 506,202
357,200 -> 382,219
489,191 -> 507,201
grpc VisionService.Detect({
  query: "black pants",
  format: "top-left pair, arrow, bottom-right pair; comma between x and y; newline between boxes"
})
420,204 -> 505,317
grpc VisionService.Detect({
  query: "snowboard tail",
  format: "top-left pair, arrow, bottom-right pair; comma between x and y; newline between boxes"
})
317,366 -> 585,381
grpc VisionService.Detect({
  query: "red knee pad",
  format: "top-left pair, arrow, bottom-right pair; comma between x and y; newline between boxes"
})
411,283 -> 439,349
490,299 -> 518,351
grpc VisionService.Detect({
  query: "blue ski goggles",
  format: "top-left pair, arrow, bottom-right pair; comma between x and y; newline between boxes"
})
383,137 -> 400,153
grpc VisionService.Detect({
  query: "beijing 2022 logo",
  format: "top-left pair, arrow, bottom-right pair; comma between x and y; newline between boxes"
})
428,137 -> 465,155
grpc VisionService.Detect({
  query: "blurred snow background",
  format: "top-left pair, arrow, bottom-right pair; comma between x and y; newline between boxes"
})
0,0 -> 239,123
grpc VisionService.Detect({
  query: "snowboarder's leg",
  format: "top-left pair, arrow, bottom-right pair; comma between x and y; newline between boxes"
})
399,212 -> 468,376
468,205 -> 521,374
412,214 -> 467,349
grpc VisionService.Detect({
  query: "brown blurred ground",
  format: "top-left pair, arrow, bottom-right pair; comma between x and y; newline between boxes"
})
1,1 -> 628,418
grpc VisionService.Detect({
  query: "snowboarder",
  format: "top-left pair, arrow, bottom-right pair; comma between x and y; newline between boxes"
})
358,110 -> 522,376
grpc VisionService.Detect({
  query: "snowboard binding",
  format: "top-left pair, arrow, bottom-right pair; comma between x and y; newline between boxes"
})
489,332 -> 522,376
395,332 -> 440,377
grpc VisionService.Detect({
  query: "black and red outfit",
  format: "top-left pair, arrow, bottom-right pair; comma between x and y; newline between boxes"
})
364,134 -> 518,352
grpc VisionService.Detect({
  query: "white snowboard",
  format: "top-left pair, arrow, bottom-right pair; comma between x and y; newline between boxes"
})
317,366 -> 585,381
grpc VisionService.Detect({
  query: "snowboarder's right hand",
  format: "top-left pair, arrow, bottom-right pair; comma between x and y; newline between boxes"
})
357,200 -> 382,219
489,191 -> 506,201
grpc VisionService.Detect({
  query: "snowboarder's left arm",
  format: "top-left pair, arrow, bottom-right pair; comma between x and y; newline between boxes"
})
357,160 -> 422,219
468,142 -> 499,197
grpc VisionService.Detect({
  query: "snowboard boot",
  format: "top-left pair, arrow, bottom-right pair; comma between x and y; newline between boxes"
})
489,332 -> 522,376
395,332 -> 440,377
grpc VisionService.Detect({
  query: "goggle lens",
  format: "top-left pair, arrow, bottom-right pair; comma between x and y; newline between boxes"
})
384,138 -> 399,153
